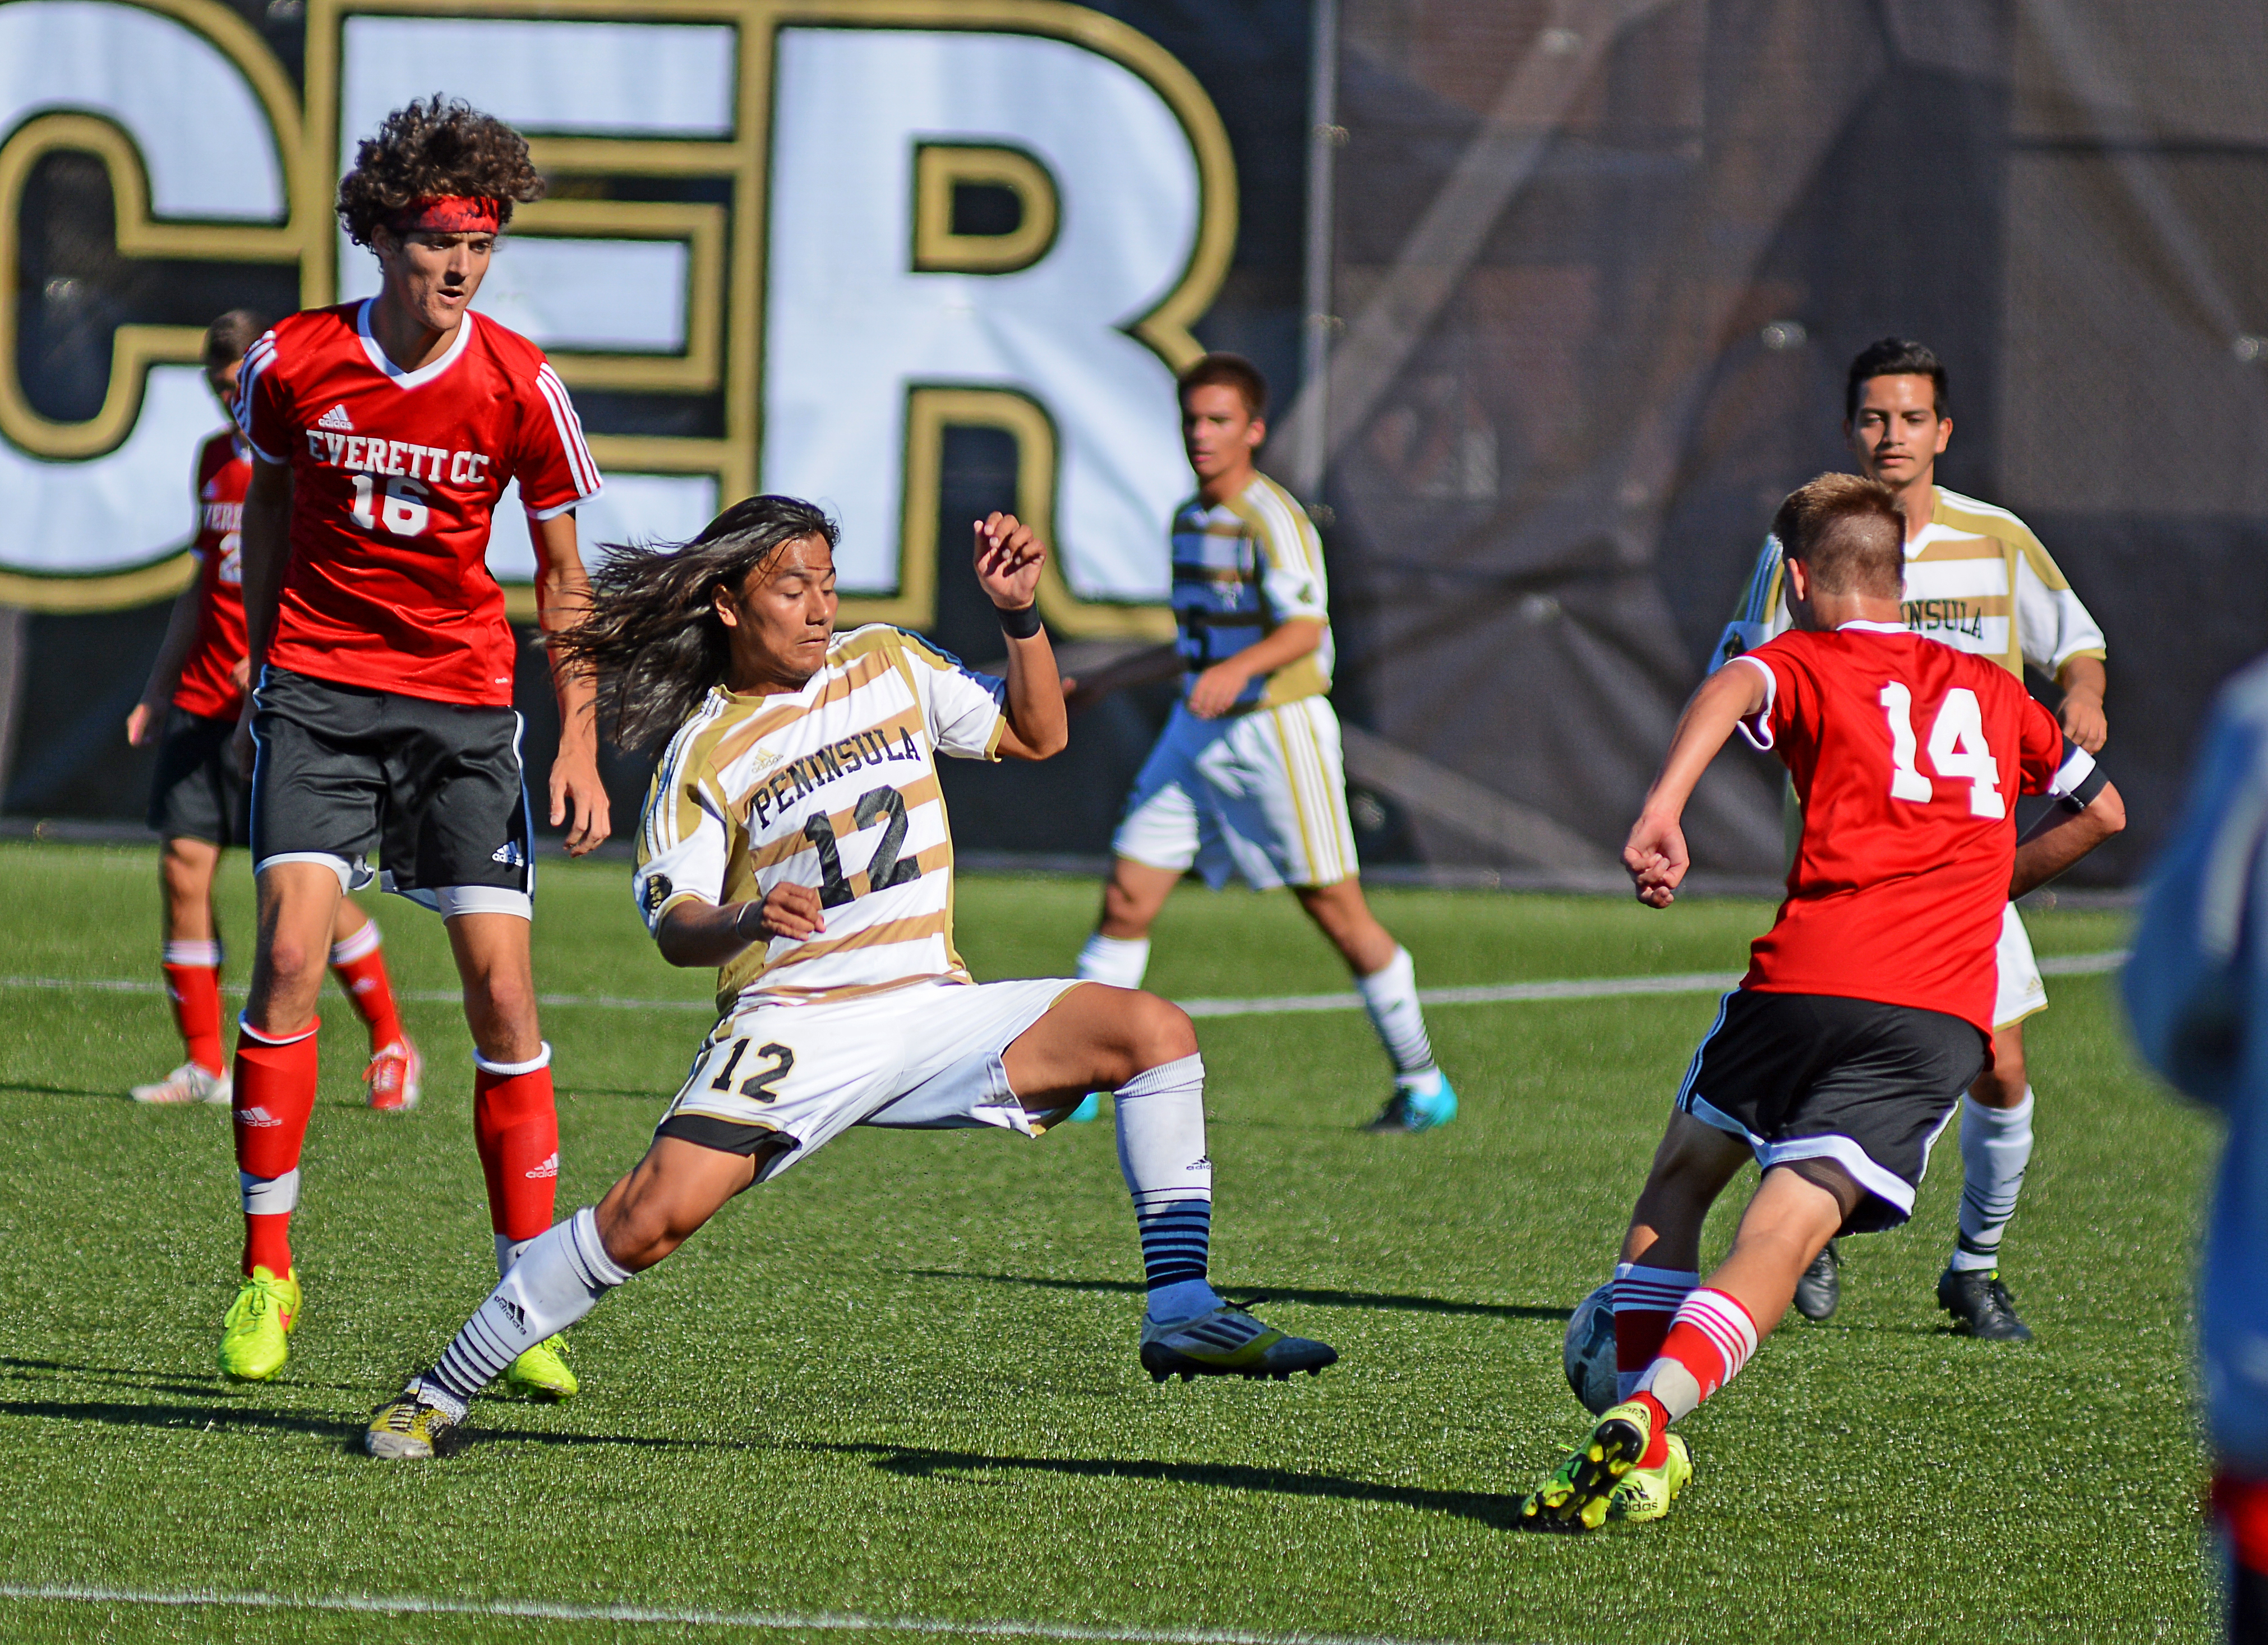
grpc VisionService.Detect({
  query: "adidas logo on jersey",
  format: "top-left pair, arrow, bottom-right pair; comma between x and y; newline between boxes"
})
316,403 -> 354,432
491,842 -> 525,867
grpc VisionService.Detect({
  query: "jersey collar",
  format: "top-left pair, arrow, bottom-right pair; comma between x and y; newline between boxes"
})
1836,620 -> 1909,634
356,298 -> 476,391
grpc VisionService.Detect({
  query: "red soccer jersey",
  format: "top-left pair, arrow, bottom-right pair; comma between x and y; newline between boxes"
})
234,301 -> 602,707
172,428 -> 251,720
1730,621 -> 2082,1032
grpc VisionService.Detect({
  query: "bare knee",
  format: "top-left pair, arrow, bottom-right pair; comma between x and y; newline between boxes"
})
1131,995 -> 1199,1069
1970,1028 -> 2027,1106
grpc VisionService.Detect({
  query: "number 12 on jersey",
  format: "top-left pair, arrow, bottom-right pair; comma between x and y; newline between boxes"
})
1879,682 -> 2005,817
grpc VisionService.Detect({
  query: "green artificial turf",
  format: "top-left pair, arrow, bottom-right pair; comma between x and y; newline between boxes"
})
0,842 -> 2214,1643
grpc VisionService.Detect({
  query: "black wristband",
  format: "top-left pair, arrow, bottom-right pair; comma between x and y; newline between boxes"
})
997,602 -> 1043,640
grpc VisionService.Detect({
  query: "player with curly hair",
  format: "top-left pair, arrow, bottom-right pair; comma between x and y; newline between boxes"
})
216,98 -> 607,1392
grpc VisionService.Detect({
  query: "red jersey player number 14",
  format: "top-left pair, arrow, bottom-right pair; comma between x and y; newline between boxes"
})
1727,620 -> 2080,1036
234,298 -> 602,709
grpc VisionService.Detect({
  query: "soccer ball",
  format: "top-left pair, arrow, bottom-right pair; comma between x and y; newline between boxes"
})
1563,1281 -> 1617,1415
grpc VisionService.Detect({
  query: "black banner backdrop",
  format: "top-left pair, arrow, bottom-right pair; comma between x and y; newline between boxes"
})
8,0 -> 2263,888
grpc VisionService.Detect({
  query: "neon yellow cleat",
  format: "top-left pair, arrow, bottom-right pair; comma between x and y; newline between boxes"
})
218,1265 -> 301,1382
1518,1398 -> 1656,1533
366,1389 -> 459,1459
504,1333 -> 578,1400
1607,1431 -> 1692,1523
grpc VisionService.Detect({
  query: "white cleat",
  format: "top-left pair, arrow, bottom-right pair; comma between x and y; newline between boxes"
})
131,1062 -> 232,1106
365,1038 -> 423,1113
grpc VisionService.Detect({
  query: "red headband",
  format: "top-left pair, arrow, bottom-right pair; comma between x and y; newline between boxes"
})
389,196 -> 501,235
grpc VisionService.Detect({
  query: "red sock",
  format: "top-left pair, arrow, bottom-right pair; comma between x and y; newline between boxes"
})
1633,1288 -> 1759,1466
328,921 -> 405,1051
232,1018 -> 320,1277
1612,1265 -> 1697,1393
474,1049 -> 560,1245
162,955 -> 225,1075
2217,1472 -> 2268,1576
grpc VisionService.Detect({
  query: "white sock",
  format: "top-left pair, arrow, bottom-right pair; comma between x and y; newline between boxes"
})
1114,1053 -> 1220,1324
164,939 -> 222,967
239,1168 -> 299,1216
1356,947 -> 1436,1081
496,1233 -> 534,1278
418,1207 -> 630,1416
1077,933 -> 1151,990
1952,1089 -> 2035,1273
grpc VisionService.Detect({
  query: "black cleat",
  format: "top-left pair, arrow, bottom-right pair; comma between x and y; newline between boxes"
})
1937,1266 -> 2032,1341
1793,1239 -> 1841,1320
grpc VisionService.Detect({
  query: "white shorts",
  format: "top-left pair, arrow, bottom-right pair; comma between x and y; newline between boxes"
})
654,977 -> 1082,1181
1995,903 -> 2048,1030
1112,695 -> 1358,890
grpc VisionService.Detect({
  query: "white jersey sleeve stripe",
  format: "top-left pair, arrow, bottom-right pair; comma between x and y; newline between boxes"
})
234,334 -> 284,464
533,364 -> 605,506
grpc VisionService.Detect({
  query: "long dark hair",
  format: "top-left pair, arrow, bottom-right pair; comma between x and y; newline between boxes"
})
557,495 -> 838,750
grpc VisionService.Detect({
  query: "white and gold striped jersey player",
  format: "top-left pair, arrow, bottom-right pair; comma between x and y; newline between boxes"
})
631,625 -> 1081,1166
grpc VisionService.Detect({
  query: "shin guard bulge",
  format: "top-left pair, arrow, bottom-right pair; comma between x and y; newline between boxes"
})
328,919 -> 405,1050
1113,1053 -> 1220,1323
474,1045 -> 560,1248
163,940 -> 225,1074
232,1016 -> 320,1276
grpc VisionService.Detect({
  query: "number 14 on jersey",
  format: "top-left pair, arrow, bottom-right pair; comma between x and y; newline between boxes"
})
1879,682 -> 2004,817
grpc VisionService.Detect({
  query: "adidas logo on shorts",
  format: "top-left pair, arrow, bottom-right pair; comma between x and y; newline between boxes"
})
316,403 -> 354,432
491,842 -> 525,867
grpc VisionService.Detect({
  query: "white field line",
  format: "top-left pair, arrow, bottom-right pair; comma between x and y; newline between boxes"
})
0,1583 -> 1522,1645
0,950 -> 2127,1023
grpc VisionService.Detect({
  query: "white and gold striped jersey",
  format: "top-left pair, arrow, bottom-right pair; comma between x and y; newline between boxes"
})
1170,473 -> 1333,710
1714,486 -> 2106,680
632,625 -> 1007,1011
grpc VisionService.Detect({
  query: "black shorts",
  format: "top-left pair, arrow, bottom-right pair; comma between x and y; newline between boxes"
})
147,706 -> 250,847
1676,990 -> 1989,1234
249,668 -> 533,917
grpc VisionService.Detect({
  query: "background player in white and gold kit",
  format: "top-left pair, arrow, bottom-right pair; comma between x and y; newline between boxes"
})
1713,338 -> 2110,1339
366,497 -> 1335,1455
1068,354 -> 1455,1134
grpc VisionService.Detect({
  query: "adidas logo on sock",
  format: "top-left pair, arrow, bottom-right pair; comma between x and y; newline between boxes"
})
316,403 -> 353,432
525,1152 -> 559,1180
497,1297 -> 527,1330
236,1105 -> 282,1128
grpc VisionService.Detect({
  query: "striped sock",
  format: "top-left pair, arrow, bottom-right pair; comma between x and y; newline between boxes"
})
1612,1262 -> 1698,1403
1952,1090 -> 2034,1273
1638,1287 -> 1759,1423
1114,1053 -> 1220,1324
1356,947 -> 1436,1080
417,1207 -> 629,1417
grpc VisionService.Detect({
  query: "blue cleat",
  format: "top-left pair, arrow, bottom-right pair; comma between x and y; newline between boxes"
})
1365,1071 -> 1457,1133
1063,1093 -> 1102,1123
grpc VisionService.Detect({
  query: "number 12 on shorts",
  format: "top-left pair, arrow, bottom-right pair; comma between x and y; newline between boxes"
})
1879,682 -> 2004,817
706,1038 -> 795,1102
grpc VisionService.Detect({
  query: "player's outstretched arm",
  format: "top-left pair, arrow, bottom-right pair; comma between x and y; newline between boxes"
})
230,456 -> 293,775
974,512 -> 1068,761
653,884 -> 823,968
127,584 -> 203,747
2010,779 -> 2124,901
1624,663 -> 1768,908
531,511 -> 612,855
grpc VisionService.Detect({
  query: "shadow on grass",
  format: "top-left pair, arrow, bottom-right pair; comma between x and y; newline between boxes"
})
809,1440 -> 1526,1530
0,1394 -> 753,1458
0,1083 -> 140,1102
903,1269 -> 1571,1323
0,1356 -> 237,1399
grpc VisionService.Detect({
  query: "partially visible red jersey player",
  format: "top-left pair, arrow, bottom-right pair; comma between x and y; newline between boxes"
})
219,98 -> 609,1392
125,309 -> 419,1113
1517,474 -> 2124,1532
